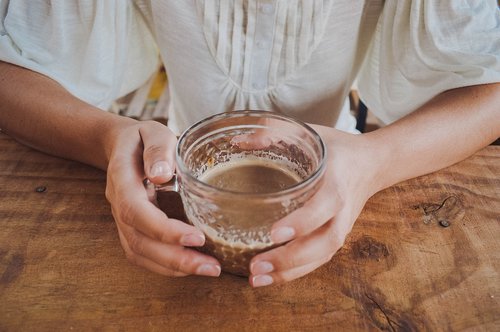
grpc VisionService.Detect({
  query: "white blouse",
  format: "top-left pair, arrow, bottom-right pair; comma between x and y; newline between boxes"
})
1,1 -> 499,135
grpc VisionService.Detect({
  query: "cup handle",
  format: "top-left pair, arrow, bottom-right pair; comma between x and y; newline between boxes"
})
143,174 -> 179,192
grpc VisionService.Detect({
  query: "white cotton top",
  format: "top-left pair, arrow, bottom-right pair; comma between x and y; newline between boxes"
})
1,1 -> 499,135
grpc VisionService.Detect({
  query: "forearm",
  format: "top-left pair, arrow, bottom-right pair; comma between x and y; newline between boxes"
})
367,83 -> 500,192
0,61 -> 135,170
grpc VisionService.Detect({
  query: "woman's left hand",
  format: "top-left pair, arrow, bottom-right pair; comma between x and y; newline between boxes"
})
249,125 -> 385,287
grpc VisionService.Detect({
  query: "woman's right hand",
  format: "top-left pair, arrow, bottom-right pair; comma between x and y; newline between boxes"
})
104,120 -> 221,277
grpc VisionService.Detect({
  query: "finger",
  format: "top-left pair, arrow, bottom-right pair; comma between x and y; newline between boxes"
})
251,220 -> 342,276
269,176 -> 341,243
230,115 -> 308,150
250,212 -> 352,283
116,224 -> 221,277
250,258 -> 328,287
116,226 -> 187,277
111,197 -> 205,247
276,256 -> 331,283
139,121 -> 177,184
231,129 -> 274,150
109,139 -> 206,246
130,255 -> 189,277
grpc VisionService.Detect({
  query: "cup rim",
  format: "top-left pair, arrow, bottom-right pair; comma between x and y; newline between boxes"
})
175,110 -> 326,198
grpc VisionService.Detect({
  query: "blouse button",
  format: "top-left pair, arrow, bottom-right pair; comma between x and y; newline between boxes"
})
259,4 -> 273,15
252,82 -> 266,90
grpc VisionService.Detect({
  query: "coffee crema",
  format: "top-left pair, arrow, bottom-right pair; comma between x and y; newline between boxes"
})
199,158 -> 301,194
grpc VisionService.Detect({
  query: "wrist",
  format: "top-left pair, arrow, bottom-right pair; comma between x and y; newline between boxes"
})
357,131 -> 395,195
99,112 -> 139,169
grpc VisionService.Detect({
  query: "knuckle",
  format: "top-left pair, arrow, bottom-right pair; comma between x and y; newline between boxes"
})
324,252 -> 335,264
314,209 -> 331,228
143,144 -> 164,159
272,274 -> 288,284
124,251 -> 138,265
169,257 -> 183,274
160,232 -> 176,244
127,232 -> 144,255
118,199 -> 137,228
104,179 -> 116,203
272,269 -> 297,284
170,254 -> 190,274
327,228 -> 346,253
142,120 -> 162,130
335,195 -> 346,212
158,268 -> 179,278
280,249 -> 298,270
107,188 -> 139,229
158,230 -> 173,244
304,204 -> 336,233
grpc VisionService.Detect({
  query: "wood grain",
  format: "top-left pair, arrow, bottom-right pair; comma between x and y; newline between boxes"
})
0,133 -> 499,331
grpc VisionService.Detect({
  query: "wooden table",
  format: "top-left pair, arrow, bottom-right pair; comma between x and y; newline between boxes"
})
0,132 -> 499,331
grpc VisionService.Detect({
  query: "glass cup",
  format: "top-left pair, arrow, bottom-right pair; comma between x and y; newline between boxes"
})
156,110 -> 326,276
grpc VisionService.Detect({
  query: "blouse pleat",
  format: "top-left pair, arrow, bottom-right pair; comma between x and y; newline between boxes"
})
230,0 -> 244,83
202,1 -> 218,59
241,1 -> 256,89
298,1 -> 312,65
216,0 -> 230,68
268,2 -> 287,86
196,0 -> 332,90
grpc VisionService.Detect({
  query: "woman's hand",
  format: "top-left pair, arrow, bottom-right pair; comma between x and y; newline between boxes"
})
249,126 -> 385,287
0,61 -> 221,277
105,120 -> 221,277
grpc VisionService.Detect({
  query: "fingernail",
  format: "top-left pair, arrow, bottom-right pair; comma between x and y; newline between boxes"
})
252,275 -> 274,287
196,264 -> 221,277
150,161 -> 172,178
271,227 -> 295,243
180,233 -> 205,247
250,261 -> 274,275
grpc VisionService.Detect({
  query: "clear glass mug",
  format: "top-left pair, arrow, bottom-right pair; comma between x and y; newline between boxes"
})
155,111 -> 326,276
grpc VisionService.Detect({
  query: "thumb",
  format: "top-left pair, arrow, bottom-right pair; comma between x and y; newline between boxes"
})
139,121 -> 177,184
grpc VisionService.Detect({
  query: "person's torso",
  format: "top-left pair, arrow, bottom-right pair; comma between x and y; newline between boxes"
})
140,0 -> 383,133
